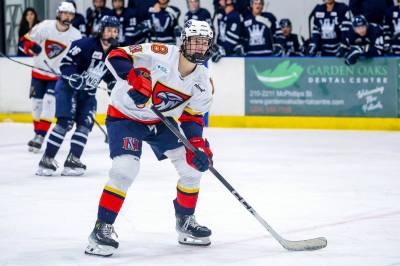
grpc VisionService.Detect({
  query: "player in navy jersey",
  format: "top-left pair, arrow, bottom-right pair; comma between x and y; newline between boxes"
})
184,0 -> 212,27
308,0 -> 352,56
275,19 -> 303,56
242,0 -> 276,56
342,15 -> 384,65
383,4 -> 400,55
111,0 -> 144,45
36,16 -> 120,176
212,0 -> 244,62
145,0 -> 181,44
86,0 -> 113,37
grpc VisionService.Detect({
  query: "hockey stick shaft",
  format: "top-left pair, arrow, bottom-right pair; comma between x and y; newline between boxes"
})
93,118 -> 108,143
151,106 -> 327,251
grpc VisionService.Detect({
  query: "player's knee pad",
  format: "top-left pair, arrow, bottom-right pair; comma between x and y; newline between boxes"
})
107,155 -> 140,193
165,146 -> 202,188
31,98 -> 43,121
76,125 -> 91,135
55,118 -> 73,133
40,93 -> 56,121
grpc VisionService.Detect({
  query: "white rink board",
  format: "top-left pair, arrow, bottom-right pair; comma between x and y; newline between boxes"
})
0,123 -> 399,266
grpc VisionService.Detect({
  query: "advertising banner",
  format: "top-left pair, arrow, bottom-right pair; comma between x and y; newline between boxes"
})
245,58 -> 398,117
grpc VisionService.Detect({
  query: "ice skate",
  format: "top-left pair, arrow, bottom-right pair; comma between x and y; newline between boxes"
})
36,155 -> 58,176
176,214 -> 211,246
61,153 -> 86,176
85,220 -> 119,257
28,134 -> 44,153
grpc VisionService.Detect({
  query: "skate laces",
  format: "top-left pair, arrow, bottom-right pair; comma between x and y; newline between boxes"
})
101,224 -> 118,239
183,215 -> 202,230
43,156 -> 58,168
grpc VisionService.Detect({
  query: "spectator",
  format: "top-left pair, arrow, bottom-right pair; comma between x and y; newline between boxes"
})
146,0 -> 181,44
349,0 -> 393,26
111,0 -> 143,45
65,0 -> 87,36
18,7 -> 40,56
184,0 -> 212,27
383,3 -> 400,55
86,0 -> 113,37
242,0 -> 275,56
212,0 -> 244,62
308,0 -> 352,56
342,15 -> 384,65
275,19 -> 303,56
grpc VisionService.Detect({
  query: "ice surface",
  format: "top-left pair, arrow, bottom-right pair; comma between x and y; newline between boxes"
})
0,123 -> 399,266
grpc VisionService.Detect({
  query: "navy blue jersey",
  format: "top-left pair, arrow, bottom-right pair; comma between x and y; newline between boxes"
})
242,12 -> 275,56
86,7 -> 113,37
275,34 -> 303,56
383,5 -> 400,54
184,8 -> 212,27
343,24 -> 384,57
311,2 -> 352,55
146,6 -> 181,44
71,13 -> 87,37
60,37 -> 111,96
127,0 -> 157,22
349,0 -> 393,25
112,8 -> 143,45
215,10 -> 243,54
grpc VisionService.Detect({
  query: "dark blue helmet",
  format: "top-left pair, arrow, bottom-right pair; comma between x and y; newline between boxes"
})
98,15 -> 120,34
279,18 -> 292,28
352,15 -> 368,28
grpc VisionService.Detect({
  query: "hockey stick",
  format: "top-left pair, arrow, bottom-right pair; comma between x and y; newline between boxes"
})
151,106 -> 327,251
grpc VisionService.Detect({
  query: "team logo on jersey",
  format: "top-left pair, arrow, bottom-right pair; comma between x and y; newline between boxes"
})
152,81 -> 191,112
128,44 -> 143,54
122,137 -> 139,151
92,51 -> 103,60
44,39 -> 67,59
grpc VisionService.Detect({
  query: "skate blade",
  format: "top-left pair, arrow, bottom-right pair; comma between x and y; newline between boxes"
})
61,167 -> 85,176
85,239 -> 116,257
35,167 -> 55,176
178,233 -> 211,246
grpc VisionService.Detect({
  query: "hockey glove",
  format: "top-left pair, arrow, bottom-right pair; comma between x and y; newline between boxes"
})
67,74 -> 86,90
307,43 -> 318,57
345,47 -> 362,65
211,45 -> 226,63
233,44 -> 245,56
127,68 -> 152,105
186,138 -> 213,172
24,41 -> 42,56
335,44 -> 348,57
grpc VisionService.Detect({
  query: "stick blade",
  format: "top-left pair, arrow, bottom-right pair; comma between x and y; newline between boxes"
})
283,237 -> 327,251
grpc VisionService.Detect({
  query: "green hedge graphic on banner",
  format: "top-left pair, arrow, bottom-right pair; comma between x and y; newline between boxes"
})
245,58 -> 398,117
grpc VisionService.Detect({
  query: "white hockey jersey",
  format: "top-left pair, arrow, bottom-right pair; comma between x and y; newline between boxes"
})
25,20 -> 81,80
105,43 -> 213,123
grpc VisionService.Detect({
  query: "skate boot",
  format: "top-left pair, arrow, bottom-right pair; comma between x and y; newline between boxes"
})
61,153 -> 86,176
28,134 -> 44,153
85,220 -> 119,257
36,155 -> 58,176
176,214 -> 212,246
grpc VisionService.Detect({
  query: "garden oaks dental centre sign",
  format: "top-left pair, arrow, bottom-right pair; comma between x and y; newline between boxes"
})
245,58 -> 398,117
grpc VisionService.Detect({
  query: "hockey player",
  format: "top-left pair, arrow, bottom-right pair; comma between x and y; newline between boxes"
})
342,15 -> 384,65
184,0 -> 212,27
18,1 -> 82,153
308,0 -> 352,56
84,19 -> 214,256
383,3 -> 400,55
242,0 -> 276,56
66,0 -> 87,36
146,0 -> 181,44
36,16 -> 120,176
212,0 -> 244,62
86,0 -> 113,37
111,0 -> 144,45
275,18 -> 303,56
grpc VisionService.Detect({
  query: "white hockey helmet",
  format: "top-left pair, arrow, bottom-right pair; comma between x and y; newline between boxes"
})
180,19 -> 214,64
57,1 -> 76,14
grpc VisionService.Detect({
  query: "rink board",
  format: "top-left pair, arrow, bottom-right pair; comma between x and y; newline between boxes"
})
1,113 -> 400,131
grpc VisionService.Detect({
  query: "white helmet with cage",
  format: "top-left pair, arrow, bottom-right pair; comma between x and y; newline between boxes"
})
180,19 -> 214,64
